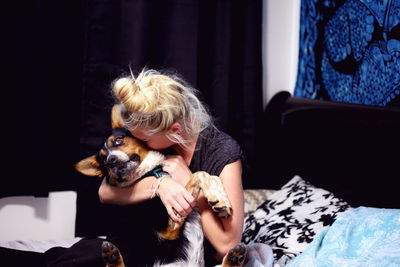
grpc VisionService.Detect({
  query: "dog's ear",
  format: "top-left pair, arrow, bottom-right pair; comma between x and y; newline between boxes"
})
111,104 -> 124,129
75,155 -> 102,177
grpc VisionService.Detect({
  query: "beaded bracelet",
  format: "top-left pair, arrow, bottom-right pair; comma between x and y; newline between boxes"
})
150,177 -> 165,199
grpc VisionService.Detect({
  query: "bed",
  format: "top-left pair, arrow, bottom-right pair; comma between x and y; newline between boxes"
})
1,91 -> 400,266
241,91 -> 400,266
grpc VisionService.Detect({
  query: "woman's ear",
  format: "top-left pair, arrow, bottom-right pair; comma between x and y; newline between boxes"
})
169,122 -> 181,134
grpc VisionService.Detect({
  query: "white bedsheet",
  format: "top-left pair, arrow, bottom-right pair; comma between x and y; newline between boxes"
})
0,237 -> 82,253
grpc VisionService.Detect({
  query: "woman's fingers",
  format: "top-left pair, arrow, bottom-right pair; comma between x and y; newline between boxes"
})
157,177 -> 197,222
182,189 -> 197,208
175,195 -> 193,216
165,195 -> 196,222
165,204 -> 182,223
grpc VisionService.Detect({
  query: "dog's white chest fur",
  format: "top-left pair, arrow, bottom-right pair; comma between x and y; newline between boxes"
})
136,151 -> 166,178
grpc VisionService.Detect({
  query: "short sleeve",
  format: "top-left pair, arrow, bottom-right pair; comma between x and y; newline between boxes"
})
189,127 -> 243,176
210,134 -> 243,176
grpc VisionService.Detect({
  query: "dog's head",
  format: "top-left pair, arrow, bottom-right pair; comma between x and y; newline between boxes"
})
75,105 -> 165,187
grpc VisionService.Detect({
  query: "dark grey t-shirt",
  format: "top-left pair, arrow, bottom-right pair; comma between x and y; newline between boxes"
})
189,126 -> 244,176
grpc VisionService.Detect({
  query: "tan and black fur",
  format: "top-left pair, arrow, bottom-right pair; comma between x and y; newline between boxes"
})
75,105 -> 247,267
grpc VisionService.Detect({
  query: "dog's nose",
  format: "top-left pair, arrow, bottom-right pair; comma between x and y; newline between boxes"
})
119,167 -> 127,174
107,155 -> 118,166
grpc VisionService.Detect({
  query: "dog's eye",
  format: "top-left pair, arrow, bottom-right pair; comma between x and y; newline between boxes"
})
130,154 -> 140,162
113,137 -> 124,146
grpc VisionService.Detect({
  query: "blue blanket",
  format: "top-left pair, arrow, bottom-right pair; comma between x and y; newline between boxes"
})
285,207 -> 400,267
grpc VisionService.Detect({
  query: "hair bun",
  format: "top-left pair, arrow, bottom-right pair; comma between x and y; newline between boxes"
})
112,76 -> 157,115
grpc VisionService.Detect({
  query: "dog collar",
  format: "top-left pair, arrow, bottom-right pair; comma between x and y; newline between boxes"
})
141,165 -> 167,178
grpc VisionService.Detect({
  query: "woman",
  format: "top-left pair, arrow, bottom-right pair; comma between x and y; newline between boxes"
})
99,68 -> 245,266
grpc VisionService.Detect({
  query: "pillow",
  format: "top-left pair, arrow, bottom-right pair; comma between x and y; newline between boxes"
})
243,189 -> 277,216
241,175 -> 351,261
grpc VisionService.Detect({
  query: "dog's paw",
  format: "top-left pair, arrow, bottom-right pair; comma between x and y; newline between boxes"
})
101,241 -> 124,267
193,171 -> 232,218
223,243 -> 247,267
197,173 -> 232,218
208,199 -> 232,218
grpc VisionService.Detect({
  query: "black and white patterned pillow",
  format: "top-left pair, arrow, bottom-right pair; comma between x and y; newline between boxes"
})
241,175 -> 351,261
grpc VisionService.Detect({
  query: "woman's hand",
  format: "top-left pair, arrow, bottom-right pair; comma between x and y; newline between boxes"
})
156,177 -> 196,222
162,155 -> 192,186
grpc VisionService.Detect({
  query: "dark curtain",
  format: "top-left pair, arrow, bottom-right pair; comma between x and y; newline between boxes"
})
80,0 -> 263,174
77,0 -> 263,236
4,0 -> 263,236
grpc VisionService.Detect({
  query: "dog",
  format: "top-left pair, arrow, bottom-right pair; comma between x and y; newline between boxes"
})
75,105 -> 247,267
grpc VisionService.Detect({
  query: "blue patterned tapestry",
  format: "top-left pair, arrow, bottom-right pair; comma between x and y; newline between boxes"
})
294,0 -> 400,106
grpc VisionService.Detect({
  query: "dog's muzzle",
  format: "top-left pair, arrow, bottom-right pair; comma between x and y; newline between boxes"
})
106,151 -> 140,185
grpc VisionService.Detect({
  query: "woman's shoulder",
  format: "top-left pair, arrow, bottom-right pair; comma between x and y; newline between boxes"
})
198,126 -> 243,159
194,126 -> 243,176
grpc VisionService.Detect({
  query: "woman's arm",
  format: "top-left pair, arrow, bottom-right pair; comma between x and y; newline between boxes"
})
98,169 -> 196,221
197,160 -> 245,261
98,176 -> 157,205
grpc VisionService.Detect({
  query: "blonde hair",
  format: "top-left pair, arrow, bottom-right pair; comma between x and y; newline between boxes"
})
111,68 -> 213,146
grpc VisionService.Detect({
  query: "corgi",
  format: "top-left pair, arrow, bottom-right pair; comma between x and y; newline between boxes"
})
75,105 -> 247,267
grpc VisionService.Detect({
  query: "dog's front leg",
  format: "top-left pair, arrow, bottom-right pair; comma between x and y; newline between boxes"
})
157,174 -> 202,240
196,171 -> 232,218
